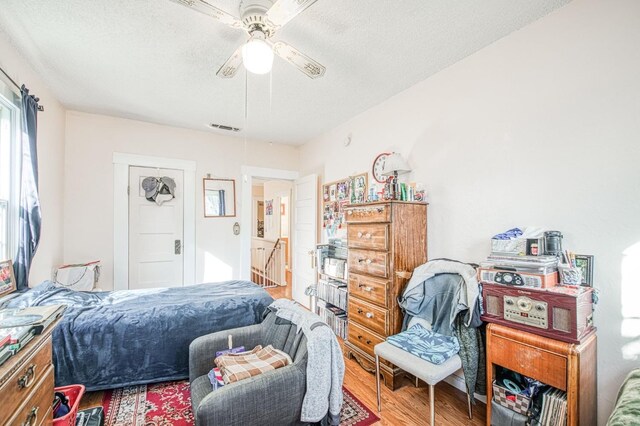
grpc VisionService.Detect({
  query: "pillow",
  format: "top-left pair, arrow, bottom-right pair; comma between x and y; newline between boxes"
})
386,323 -> 460,365
53,262 -> 100,291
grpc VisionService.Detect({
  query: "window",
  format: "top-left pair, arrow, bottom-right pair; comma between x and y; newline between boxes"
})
0,80 -> 20,261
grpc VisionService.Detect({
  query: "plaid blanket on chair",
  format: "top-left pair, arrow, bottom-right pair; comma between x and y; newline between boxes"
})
215,345 -> 292,384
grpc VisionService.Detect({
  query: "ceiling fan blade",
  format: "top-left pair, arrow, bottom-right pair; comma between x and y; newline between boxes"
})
168,0 -> 243,29
272,41 -> 326,79
216,46 -> 243,78
266,0 -> 319,29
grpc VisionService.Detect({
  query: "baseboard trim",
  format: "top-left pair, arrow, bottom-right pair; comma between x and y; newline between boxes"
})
444,373 -> 488,405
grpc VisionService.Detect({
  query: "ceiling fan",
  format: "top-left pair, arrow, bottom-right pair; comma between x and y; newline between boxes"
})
170,0 -> 326,79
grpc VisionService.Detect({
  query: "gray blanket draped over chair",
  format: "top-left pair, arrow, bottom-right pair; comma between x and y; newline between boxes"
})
398,259 -> 487,396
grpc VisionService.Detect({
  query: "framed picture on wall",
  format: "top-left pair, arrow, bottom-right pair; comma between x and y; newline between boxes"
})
350,173 -> 368,204
574,254 -> 594,286
0,259 -> 16,297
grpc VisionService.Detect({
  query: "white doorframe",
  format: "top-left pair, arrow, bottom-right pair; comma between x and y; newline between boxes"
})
113,152 -> 197,290
240,166 -> 299,280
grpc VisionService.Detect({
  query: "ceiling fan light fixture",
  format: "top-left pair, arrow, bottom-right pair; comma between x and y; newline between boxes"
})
242,32 -> 274,75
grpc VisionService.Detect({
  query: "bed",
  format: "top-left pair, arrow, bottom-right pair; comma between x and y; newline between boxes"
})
4,280 -> 273,391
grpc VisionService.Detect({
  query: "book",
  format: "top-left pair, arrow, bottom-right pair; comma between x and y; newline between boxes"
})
0,325 -> 32,344
215,346 -> 246,357
0,346 -> 11,366
8,330 -> 36,353
16,305 -> 66,334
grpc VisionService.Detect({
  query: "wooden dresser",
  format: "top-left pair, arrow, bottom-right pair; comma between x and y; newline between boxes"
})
0,320 -> 59,426
486,323 -> 597,426
344,201 -> 427,390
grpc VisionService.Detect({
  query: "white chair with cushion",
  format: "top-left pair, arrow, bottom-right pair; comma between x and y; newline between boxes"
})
374,341 -> 472,425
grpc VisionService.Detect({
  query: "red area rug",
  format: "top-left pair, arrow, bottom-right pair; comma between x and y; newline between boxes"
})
102,380 -> 379,426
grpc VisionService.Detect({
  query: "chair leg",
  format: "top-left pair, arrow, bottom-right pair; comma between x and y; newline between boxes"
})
415,375 -> 419,387
375,354 -> 381,413
467,392 -> 473,419
429,384 -> 435,425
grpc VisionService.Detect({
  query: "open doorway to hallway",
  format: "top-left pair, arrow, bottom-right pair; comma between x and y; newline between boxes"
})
250,179 -> 292,288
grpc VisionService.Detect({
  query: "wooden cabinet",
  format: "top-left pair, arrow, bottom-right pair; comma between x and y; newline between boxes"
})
344,201 -> 427,390
486,323 -> 597,426
0,321 -> 59,426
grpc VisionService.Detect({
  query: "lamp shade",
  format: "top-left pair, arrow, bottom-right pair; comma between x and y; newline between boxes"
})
242,34 -> 274,75
381,153 -> 411,176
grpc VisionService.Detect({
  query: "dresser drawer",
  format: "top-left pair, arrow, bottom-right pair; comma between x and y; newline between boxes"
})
7,365 -> 54,426
348,249 -> 389,278
348,321 -> 385,357
0,337 -> 52,425
491,334 -> 567,391
348,224 -> 389,251
348,274 -> 389,308
345,204 -> 390,223
349,297 -> 388,336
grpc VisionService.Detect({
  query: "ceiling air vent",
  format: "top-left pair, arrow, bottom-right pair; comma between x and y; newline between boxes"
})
209,123 -> 241,132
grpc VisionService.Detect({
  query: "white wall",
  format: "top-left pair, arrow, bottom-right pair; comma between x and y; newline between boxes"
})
0,29 -> 66,285
299,0 -> 640,422
64,111 -> 299,289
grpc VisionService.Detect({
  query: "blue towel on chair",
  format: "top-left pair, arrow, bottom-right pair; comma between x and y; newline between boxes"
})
386,324 -> 460,365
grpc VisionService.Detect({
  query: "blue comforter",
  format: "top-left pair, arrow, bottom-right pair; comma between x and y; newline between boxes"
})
6,280 -> 273,391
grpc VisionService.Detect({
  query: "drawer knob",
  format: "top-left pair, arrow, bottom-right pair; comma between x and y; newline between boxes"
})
347,210 -> 353,215
366,340 -> 372,345
357,335 -> 363,340
365,233 -> 372,239
357,232 -> 363,238
17,364 -> 37,389
21,407 -> 38,426
357,308 -> 363,314
366,312 -> 374,319
358,258 -> 372,264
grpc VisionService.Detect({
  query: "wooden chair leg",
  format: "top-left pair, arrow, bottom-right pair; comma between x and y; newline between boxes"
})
467,392 -> 473,419
375,354 -> 381,413
429,384 -> 435,425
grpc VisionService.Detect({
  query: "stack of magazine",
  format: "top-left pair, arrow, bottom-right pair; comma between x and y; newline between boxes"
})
0,304 -> 66,366
0,326 -> 36,365
532,388 -> 567,426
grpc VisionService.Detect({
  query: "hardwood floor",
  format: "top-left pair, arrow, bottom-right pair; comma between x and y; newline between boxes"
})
80,284 -> 486,425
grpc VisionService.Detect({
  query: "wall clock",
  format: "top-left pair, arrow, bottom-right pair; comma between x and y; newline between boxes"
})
372,152 -> 391,183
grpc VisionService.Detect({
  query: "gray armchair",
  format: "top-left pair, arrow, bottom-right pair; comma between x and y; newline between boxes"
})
189,310 -> 313,426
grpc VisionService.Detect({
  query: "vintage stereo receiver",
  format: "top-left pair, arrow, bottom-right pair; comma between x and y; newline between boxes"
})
481,283 -> 595,344
478,267 -> 558,289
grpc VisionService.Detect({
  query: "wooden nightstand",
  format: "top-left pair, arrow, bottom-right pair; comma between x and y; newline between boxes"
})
0,319 -> 60,426
486,323 -> 597,426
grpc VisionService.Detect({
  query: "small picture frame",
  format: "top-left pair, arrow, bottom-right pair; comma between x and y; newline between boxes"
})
350,173 -> 368,204
574,254 -> 594,287
0,259 -> 17,297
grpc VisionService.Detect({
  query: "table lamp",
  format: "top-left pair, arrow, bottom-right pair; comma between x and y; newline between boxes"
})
381,153 -> 411,200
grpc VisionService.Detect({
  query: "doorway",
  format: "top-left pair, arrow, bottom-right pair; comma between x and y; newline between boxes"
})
250,179 -> 292,288
240,166 -> 317,307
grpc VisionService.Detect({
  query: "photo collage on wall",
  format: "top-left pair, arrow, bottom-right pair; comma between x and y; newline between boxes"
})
322,173 -> 368,239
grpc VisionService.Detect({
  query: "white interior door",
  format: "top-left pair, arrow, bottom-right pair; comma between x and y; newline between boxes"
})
129,166 -> 184,289
292,174 -> 317,307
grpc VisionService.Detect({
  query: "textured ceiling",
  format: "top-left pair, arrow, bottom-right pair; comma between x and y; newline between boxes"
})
0,0 -> 570,144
